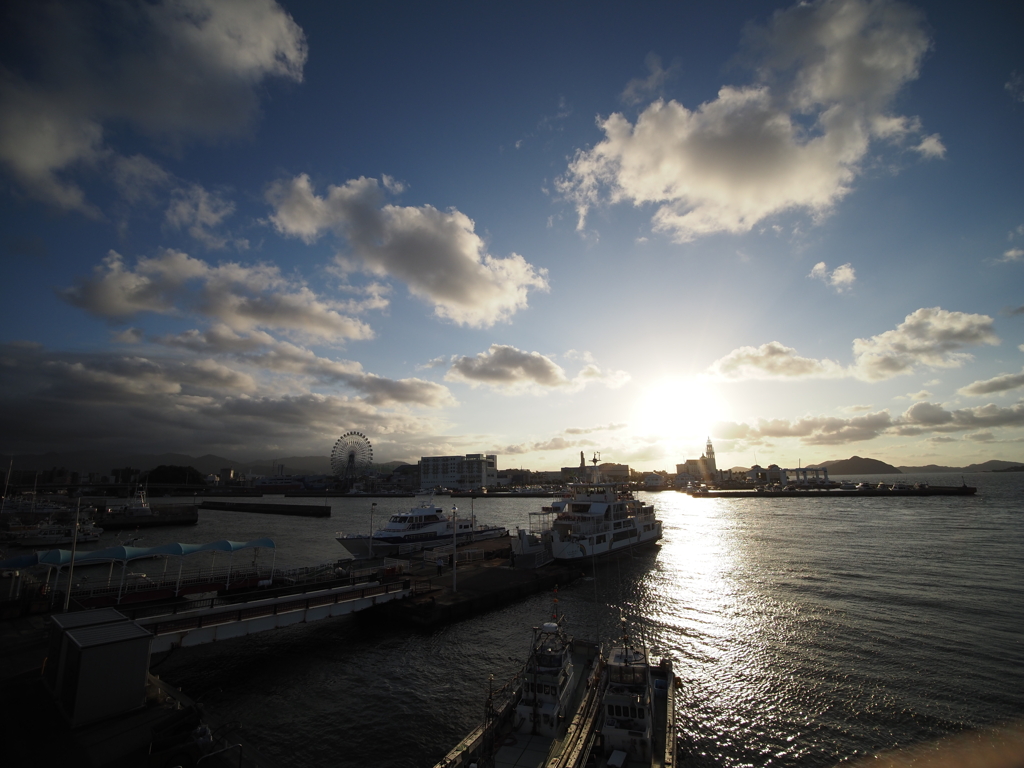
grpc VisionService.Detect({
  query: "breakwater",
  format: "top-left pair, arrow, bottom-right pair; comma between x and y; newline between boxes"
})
692,484 -> 976,498
199,501 -> 330,517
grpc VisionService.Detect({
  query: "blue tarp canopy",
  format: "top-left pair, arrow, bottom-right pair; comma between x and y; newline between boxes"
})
0,537 -> 275,569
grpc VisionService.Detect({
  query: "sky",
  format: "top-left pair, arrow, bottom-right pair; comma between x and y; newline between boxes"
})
1,0 -> 1023,472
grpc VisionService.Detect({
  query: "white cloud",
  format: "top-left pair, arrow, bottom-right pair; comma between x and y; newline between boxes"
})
912,134 -> 946,159
557,0 -> 940,242
445,345 -> 629,393
851,307 -> 998,380
266,174 -> 549,327
710,341 -> 846,379
808,261 -> 856,291
958,368 -> 1024,397
61,249 -> 374,342
0,0 -> 306,213
999,248 -> 1024,263
711,308 -> 998,382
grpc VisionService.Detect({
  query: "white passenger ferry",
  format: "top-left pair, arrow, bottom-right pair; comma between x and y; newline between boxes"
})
513,482 -> 662,563
336,500 -> 506,559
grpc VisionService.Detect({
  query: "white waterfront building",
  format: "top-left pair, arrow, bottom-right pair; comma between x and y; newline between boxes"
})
419,453 -> 497,490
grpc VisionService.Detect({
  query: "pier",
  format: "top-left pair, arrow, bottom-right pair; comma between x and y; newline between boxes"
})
688,484 -> 977,498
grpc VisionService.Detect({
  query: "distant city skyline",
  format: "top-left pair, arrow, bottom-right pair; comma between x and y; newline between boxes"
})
1,0 -> 1023,471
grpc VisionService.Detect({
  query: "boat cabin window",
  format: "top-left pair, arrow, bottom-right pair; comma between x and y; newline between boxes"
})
609,664 -> 647,685
608,704 -> 642,718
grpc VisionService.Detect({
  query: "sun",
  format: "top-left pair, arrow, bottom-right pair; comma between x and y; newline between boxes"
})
630,376 -> 731,447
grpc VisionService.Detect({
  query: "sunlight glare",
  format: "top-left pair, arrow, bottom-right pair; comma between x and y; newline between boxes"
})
630,376 -> 730,448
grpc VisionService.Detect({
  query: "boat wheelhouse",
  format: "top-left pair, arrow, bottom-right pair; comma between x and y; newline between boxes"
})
597,623 -> 676,767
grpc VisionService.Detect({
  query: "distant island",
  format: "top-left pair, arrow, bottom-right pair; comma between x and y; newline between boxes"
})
807,457 -> 1024,475
813,456 -> 901,475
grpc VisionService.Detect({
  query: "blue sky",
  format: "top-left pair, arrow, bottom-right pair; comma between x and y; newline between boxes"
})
1,0 -> 1023,470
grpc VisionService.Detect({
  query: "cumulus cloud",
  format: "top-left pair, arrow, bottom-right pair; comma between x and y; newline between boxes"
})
557,0 -> 941,242
266,174 -> 549,327
958,368 -> 1024,397
710,341 -> 845,379
712,308 -> 999,383
998,248 -> 1024,263
808,261 -> 856,291
0,0 -> 307,214
61,249 -> 373,342
850,307 -> 998,380
445,345 -> 629,393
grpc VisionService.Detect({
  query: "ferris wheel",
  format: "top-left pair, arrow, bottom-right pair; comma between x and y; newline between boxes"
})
331,431 -> 373,479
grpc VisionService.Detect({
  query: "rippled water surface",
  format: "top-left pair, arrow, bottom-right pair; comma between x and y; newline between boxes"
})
153,474 -> 1024,767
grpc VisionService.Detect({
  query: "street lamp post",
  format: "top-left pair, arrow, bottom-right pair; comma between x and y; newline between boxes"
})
369,502 -> 377,560
451,505 -> 458,593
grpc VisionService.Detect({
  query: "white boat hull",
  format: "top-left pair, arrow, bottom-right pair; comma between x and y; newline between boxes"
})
337,526 -> 507,558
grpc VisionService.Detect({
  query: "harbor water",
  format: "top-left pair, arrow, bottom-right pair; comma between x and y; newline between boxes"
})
136,473 -> 1022,767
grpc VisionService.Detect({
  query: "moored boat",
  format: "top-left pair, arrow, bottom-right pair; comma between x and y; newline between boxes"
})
512,482 -> 662,563
336,499 -> 506,559
9,520 -> 103,547
592,622 -> 676,767
432,613 -> 602,768
434,615 -> 676,768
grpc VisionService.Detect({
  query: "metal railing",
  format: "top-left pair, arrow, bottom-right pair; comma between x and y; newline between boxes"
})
143,580 -> 410,636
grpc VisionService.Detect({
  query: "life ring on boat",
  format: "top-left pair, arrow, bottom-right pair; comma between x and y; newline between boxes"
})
502,735 -> 517,747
